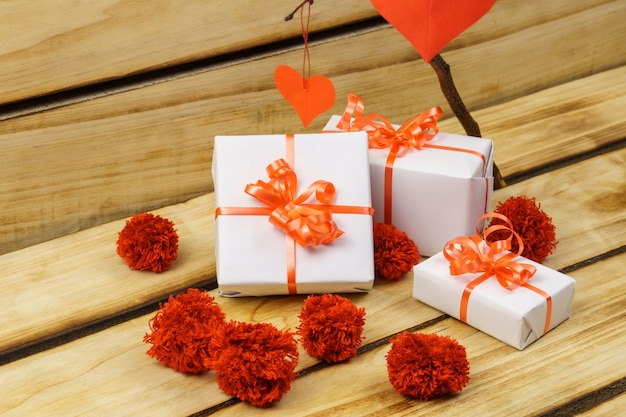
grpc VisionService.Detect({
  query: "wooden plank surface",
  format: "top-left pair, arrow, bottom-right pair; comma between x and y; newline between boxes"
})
437,67 -> 626,178
0,0 -> 617,107
0,67 -> 626,351
1,68 -> 624,355
0,0 -> 379,106
1,2 -> 625,415
1,13 -> 625,256
0,193 -> 215,356
1,141 -> 624,415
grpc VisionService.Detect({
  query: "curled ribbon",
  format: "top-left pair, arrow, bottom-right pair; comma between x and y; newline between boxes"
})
245,158 -> 344,247
337,93 -> 443,156
336,93 -> 443,224
444,213 -> 553,335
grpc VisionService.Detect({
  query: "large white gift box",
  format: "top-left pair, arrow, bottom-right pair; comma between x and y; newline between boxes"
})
212,132 -> 375,296
324,107 -> 494,257
413,250 -> 576,350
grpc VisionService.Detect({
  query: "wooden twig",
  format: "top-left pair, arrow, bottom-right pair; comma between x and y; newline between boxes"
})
284,0 -> 314,21
429,54 -> 506,189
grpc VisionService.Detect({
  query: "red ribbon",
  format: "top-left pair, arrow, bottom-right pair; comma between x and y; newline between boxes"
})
443,213 -> 553,335
336,93 -> 486,224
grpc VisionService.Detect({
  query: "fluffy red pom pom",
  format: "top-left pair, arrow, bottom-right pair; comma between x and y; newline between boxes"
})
489,195 -> 558,263
144,288 -> 226,374
297,294 -> 366,363
207,321 -> 299,408
116,212 -> 179,272
373,223 -> 420,280
386,332 -> 470,400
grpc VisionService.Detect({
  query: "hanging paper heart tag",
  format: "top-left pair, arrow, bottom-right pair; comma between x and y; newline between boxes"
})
274,65 -> 335,128
370,0 -> 495,62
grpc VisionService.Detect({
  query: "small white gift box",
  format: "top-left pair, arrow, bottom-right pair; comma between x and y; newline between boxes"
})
212,132 -> 375,296
413,244 -> 575,350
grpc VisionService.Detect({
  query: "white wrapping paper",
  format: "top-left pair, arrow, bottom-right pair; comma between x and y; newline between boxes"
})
212,132 -> 375,296
324,115 -> 494,256
413,251 -> 576,349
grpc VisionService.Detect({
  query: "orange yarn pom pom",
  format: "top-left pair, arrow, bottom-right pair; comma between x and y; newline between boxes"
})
207,321 -> 299,408
373,223 -> 420,280
144,288 -> 226,374
489,195 -> 558,263
116,213 -> 179,272
386,332 -> 470,400
297,294 -> 366,363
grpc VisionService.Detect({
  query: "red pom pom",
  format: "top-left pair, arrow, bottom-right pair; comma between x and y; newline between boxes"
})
297,294 -> 366,363
490,196 -> 558,263
116,213 -> 179,272
373,223 -> 420,280
386,332 -> 470,400
144,288 -> 226,374
207,321 -> 299,408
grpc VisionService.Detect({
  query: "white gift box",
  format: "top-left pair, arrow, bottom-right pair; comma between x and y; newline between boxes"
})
212,132 -> 375,296
324,115 -> 494,256
413,251 -> 576,350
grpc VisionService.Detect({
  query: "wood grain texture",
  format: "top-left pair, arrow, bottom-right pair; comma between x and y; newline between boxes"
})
437,66 -> 626,177
0,142 -> 626,415
0,0 -> 379,106
0,194 -> 215,356
1,0 -> 618,107
1,224 -> 622,416
1,35 -> 624,255
1,1 -> 624,415
1,65 -> 623,359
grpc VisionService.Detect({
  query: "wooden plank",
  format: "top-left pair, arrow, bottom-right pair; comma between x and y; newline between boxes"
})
1,95 -> 624,355
211,254 -> 626,417
436,67 -> 626,178
0,0 -> 616,107
1,14 -> 624,255
0,146 -> 624,414
0,0 -> 378,106
0,194 -> 215,356
492,147 -> 626,271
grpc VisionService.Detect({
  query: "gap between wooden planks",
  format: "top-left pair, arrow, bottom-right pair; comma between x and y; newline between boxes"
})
0,145 -> 624,416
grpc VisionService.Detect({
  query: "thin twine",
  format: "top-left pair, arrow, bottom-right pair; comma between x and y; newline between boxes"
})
300,1 -> 312,89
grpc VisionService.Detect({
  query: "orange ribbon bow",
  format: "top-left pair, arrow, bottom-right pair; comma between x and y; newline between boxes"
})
337,93 -> 443,156
245,158 -> 343,247
443,213 -> 553,334
336,93 -> 444,224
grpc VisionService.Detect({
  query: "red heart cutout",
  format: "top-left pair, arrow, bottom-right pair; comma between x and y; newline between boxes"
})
274,65 -> 336,128
370,0 -> 495,62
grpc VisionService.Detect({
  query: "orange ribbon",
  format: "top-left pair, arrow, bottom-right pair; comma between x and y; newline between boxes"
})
336,93 -> 486,224
215,134 -> 374,294
244,158 -> 344,247
443,213 -> 553,335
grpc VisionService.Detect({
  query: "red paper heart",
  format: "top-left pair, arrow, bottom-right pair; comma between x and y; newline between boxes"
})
370,0 -> 495,62
274,65 -> 336,128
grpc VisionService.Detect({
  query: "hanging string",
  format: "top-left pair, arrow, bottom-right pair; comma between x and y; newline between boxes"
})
300,0 -> 311,88
284,0 -> 313,90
